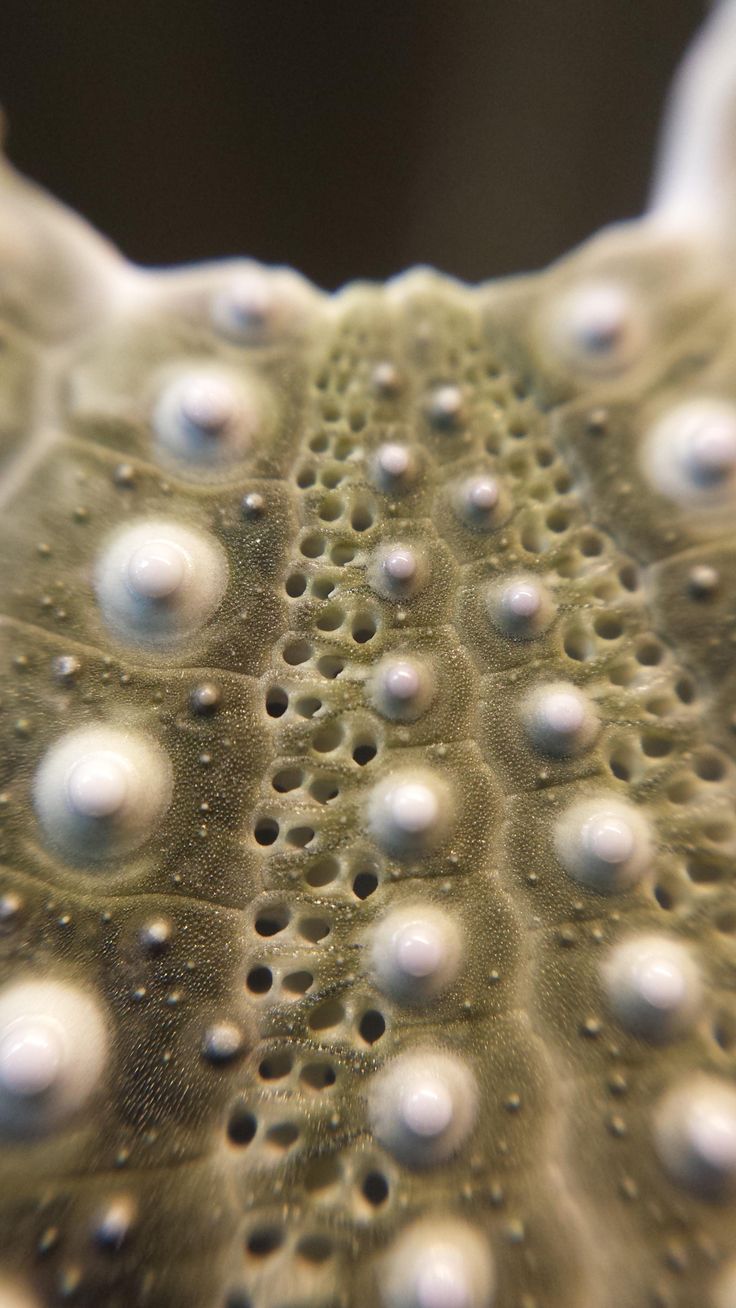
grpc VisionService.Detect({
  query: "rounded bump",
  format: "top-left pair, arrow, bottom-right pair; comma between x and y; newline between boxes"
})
369,1049 -> 478,1168
370,904 -> 462,1003
522,682 -> 599,758
0,979 -> 108,1138
152,366 -> 263,472
554,796 -> 652,893
369,543 -> 429,601
453,474 -> 510,533
603,934 -> 702,1042
368,770 -> 453,858
487,575 -> 555,640
643,398 -> 736,506
95,519 -> 228,649
550,279 -> 645,375
34,726 -> 173,865
381,1218 -> 495,1308
370,656 -> 436,722
655,1077 -> 736,1198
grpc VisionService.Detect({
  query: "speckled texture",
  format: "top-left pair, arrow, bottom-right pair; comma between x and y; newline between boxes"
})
2,10 -> 736,1308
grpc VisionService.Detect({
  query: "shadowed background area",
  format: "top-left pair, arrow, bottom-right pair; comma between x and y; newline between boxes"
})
0,0 -> 704,289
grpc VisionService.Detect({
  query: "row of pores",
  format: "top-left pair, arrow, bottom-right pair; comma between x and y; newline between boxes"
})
137,344 -> 736,505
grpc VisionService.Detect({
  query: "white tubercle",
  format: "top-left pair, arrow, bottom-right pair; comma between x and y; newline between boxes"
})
370,655 -> 435,722
369,1049 -> 478,1167
643,399 -> 736,506
370,904 -> 461,1002
554,796 -> 652,894
370,543 -> 429,600
427,384 -> 465,430
0,979 -> 108,1137
212,269 -> 276,340
487,575 -> 555,640
454,474 -> 510,533
373,442 -> 417,491
522,682 -> 599,758
211,265 -> 314,342
95,519 -> 228,649
34,726 -> 173,864
380,1218 -> 495,1308
152,365 -> 263,471
655,1077 -> 736,1198
127,539 -> 186,600
550,280 -> 644,375
368,770 -> 452,857
649,0 -> 736,247
603,935 -> 702,1042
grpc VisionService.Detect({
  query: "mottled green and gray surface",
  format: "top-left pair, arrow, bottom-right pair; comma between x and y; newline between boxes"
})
2,8 -> 736,1308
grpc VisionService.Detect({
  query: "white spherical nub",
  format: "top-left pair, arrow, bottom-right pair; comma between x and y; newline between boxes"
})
553,279 -> 642,374
387,662 -> 421,700
385,546 -> 417,582
415,1252 -> 471,1308
213,270 -> 275,338
0,1018 -> 64,1097
34,726 -> 173,865
378,443 -> 411,479
428,384 -> 465,429
370,543 -> 428,600
153,366 -> 262,472
381,1219 -> 495,1308
371,656 -> 435,722
370,904 -> 461,1002
392,782 -> 438,833
522,682 -> 599,758
554,796 -> 652,893
397,926 -> 443,979
369,771 -> 452,857
400,1079 -> 454,1138
180,374 -> 234,434
655,1078 -> 736,1197
126,539 -> 186,600
603,935 -> 702,1042
0,980 -> 108,1137
455,474 -> 509,533
468,478 -> 498,511
489,576 -> 554,640
96,519 -> 228,649
369,1050 -> 477,1167
66,754 -> 129,820
643,399 -> 736,505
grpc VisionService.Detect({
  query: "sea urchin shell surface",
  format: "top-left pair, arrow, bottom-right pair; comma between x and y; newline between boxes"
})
3,6 -> 736,1307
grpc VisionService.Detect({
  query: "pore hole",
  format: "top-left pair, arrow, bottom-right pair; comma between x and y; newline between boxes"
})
227,1105 -> 257,1146
358,1010 -> 386,1045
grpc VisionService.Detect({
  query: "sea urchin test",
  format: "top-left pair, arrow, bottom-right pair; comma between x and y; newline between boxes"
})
3,5 -> 736,1306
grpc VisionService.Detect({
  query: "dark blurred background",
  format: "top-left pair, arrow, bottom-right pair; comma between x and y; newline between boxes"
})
0,1 -> 705,289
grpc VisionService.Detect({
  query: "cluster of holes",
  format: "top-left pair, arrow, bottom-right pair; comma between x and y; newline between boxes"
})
253,908 -> 332,945
253,817 -> 315,849
227,1103 -> 301,1156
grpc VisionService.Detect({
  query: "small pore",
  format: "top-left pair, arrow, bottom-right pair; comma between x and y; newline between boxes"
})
246,1228 -> 283,1258
300,1061 -> 337,1091
305,855 -> 340,888
308,998 -> 345,1031
227,1104 -> 257,1147
266,686 -> 289,718
258,1050 -> 293,1080
255,906 -> 290,937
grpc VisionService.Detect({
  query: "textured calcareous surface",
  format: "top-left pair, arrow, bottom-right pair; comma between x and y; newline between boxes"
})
3,13 -> 736,1308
